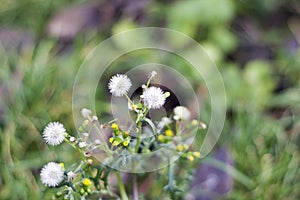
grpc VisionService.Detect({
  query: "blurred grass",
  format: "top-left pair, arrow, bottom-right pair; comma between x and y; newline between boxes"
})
0,0 -> 300,199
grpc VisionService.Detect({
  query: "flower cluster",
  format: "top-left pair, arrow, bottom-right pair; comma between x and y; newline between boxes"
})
109,123 -> 131,147
106,72 -> 205,160
39,71 -> 206,199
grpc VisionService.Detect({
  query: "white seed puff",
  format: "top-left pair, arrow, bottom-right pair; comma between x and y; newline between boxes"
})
108,74 -> 132,97
40,162 -> 64,187
43,122 -> 66,146
141,86 -> 167,109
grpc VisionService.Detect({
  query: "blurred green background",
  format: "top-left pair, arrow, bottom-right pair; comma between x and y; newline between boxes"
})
0,0 -> 299,199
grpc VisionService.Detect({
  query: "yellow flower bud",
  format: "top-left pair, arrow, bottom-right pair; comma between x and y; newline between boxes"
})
177,145 -> 184,152
113,141 -> 120,146
158,134 -> 165,142
83,120 -> 89,126
164,92 -> 171,98
165,129 -> 174,137
191,119 -> 198,126
111,123 -> 118,130
193,151 -> 201,158
58,163 -> 65,170
123,131 -> 129,137
109,137 -> 114,143
123,140 -> 129,147
82,178 -> 91,187
87,159 -> 93,165
183,144 -> 189,150
187,155 -> 194,162
131,104 -> 137,110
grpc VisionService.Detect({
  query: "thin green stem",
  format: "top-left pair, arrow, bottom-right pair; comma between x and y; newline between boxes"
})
168,161 -> 176,199
91,121 -> 109,149
85,115 -> 109,151
125,94 -> 134,105
135,121 -> 142,153
116,171 -> 129,200
64,138 -> 86,162
146,74 -> 155,88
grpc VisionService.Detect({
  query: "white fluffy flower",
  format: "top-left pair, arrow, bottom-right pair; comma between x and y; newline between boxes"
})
173,106 -> 191,120
43,122 -> 66,146
108,74 -> 132,97
141,87 -> 166,109
40,162 -> 64,187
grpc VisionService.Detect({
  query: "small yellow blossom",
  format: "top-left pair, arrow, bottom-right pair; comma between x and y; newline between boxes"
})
123,131 -> 129,137
158,134 -> 165,142
183,144 -> 189,150
82,178 -> 91,187
58,163 -> 65,170
165,129 -> 174,137
87,159 -> 93,165
113,141 -> 120,146
177,145 -> 184,152
131,104 -> 137,110
109,137 -> 114,143
164,92 -> 171,98
123,140 -> 129,147
83,120 -> 89,126
193,151 -> 201,158
191,119 -> 198,126
111,123 -> 119,130
187,155 -> 194,162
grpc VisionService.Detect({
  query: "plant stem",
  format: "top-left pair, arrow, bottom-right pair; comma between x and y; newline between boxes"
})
125,94 -> 134,105
168,161 -> 176,199
64,138 -> 86,162
133,174 -> 139,200
135,121 -> 142,153
116,171 -> 129,200
91,121 -> 109,148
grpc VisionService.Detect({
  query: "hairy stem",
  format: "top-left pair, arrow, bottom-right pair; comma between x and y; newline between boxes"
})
116,171 -> 129,200
135,121 -> 142,153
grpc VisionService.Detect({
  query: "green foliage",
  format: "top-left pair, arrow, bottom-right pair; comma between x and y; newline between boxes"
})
223,60 -> 276,111
167,0 -> 235,36
0,0 -> 300,199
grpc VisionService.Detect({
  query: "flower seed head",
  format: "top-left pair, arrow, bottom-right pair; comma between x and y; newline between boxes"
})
141,87 -> 166,109
43,122 -> 66,146
40,162 -> 64,187
108,74 -> 132,97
